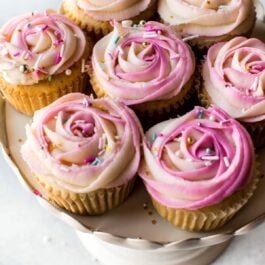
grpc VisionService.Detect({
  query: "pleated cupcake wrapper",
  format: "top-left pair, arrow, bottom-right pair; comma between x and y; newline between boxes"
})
151,170 -> 260,232
90,71 -> 198,130
241,121 -> 265,149
35,175 -> 136,215
60,0 -> 157,39
187,19 -> 256,57
0,63 -> 86,116
60,0 -> 112,37
0,34 -> 95,116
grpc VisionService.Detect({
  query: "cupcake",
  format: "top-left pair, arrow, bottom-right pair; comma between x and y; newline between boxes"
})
0,10 -> 90,115
21,93 -> 142,215
158,0 -> 256,50
60,0 -> 158,36
90,21 -> 196,128
201,37 -> 265,148
138,106 -> 258,231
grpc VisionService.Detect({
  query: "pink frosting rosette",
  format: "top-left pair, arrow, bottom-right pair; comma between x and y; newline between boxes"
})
158,0 -> 255,38
0,11 -> 86,85
21,93 -> 141,193
139,106 -> 254,210
75,0 -> 155,21
92,21 -> 195,105
203,37 -> 265,123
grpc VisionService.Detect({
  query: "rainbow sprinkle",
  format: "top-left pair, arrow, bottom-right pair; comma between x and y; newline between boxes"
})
139,20 -> 146,26
223,156 -> 230,167
55,39 -> 64,46
146,141 -> 152,149
114,36 -> 120,44
55,53 -> 61,64
108,52 -> 113,60
60,44 -> 65,57
33,189 -> 42,197
201,155 -> 219,161
82,97 -> 90,108
209,115 -> 215,121
206,148 -> 211,155
13,52 -> 20,57
143,32 -> 158,38
42,25 -> 49,31
198,109 -> 204,119
151,133 -> 157,142
91,157 -> 102,166
84,156 -> 96,164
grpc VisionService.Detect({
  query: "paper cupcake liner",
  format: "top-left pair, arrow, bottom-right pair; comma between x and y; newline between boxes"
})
132,77 -> 198,130
197,79 -> 210,109
187,17 -> 256,57
241,120 -> 265,149
35,175 -> 136,215
0,40 -> 93,116
159,11 -> 256,59
151,170 -> 260,232
60,0 -> 157,38
0,63 -> 85,116
90,71 -> 198,130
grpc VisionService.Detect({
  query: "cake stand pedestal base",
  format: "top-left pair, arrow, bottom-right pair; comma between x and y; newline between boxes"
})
77,231 -> 231,265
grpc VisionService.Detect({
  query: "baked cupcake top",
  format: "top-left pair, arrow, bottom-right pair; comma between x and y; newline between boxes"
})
0,10 -> 86,85
92,21 -> 195,105
71,0 -> 155,21
21,93 -> 142,192
138,106 -> 254,210
158,0 -> 255,38
203,37 -> 265,123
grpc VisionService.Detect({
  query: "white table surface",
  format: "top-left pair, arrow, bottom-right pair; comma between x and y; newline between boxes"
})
1,1 -> 265,264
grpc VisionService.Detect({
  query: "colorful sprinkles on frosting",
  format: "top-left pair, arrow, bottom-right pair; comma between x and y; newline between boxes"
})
114,36 -> 120,44
91,157 -> 102,166
206,148 -> 211,155
151,133 -> 157,142
82,97 -> 90,108
198,109 -> 204,119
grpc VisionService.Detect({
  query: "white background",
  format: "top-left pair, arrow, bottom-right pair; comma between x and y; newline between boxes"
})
0,1 -> 265,264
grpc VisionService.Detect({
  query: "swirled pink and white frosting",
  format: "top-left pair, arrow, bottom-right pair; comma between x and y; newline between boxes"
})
0,11 -> 86,85
92,21 -> 195,105
72,0 -> 155,21
203,37 -> 265,123
21,93 -> 142,192
158,0 -> 255,38
138,106 -> 255,210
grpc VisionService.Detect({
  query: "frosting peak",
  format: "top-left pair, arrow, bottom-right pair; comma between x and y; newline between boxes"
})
0,11 -> 86,85
158,0 -> 255,37
203,37 -> 265,123
21,93 -> 142,192
92,21 -> 195,105
139,106 -> 254,210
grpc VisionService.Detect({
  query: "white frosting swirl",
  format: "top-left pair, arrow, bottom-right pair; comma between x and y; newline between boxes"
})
158,0 -> 255,37
21,93 -> 142,193
0,11 -> 86,85
203,37 -> 265,123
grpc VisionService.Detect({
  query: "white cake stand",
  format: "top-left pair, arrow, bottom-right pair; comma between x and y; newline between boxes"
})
1,19 -> 265,265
